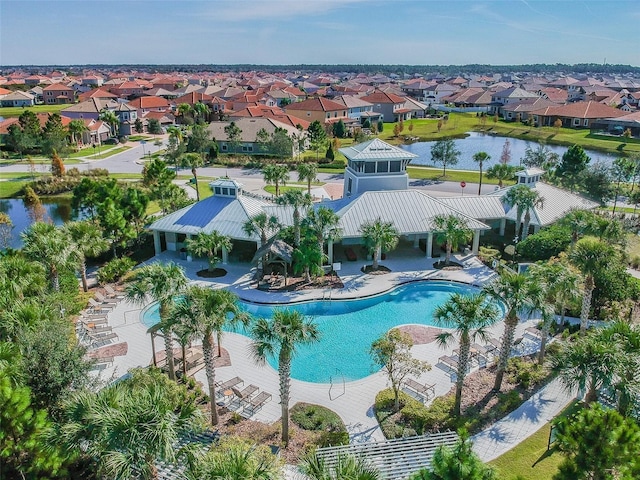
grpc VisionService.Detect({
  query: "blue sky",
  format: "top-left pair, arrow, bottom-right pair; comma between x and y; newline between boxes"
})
1,0 -> 639,66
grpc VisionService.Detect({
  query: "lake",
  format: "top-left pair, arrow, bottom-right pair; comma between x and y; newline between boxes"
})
401,132 -> 615,170
1,197 -> 77,250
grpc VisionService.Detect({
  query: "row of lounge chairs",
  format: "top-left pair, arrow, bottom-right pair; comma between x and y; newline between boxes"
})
214,376 -> 272,417
78,285 -> 125,350
404,378 -> 436,403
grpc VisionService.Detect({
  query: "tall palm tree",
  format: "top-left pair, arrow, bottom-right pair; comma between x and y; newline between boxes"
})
64,220 -> 109,292
177,103 -> 194,124
504,184 -> 543,240
297,162 -> 318,195
558,209 -> 598,245
185,231 -> 232,272
262,164 -> 290,197
472,151 -> 490,195
180,152 -> 205,201
434,292 -> 500,416
192,102 -> 210,124
433,214 -> 472,266
125,263 -> 188,381
301,452 -> 381,480
276,190 -> 312,247
67,119 -> 88,146
486,163 -> 517,188
21,222 -> 80,292
483,270 -> 542,391
243,212 -> 282,275
59,368 -> 204,480
303,206 -> 341,269
250,309 -> 320,447
167,286 -> 248,425
569,238 -> 614,333
98,109 -> 120,138
360,218 -> 399,270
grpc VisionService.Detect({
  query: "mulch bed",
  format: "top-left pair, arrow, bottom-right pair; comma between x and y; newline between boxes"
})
433,261 -> 463,270
263,275 -> 344,292
395,325 -> 444,345
361,265 -> 392,274
196,268 -> 228,278
86,342 -> 128,359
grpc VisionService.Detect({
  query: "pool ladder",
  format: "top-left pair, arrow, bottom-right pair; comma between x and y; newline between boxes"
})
323,288 -> 333,302
329,368 -> 345,400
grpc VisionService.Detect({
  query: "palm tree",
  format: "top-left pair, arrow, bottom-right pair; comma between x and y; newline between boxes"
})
185,231 -> 232,272
262,164 -> 290,197
64,220 -> 109,292
297,162 -> 318,195
486,163 -> 517,188
59,368 -> 204,480
177,103 -> 194,124
21,222 -> 80,292
276,190 -> 312,247
186,437 -> 283,480
472,151 -> 490,195
360,218 -> 399,270
125,263 -> 188,381
293,238 -> 324,283
250,309 -> 320,447
504,184 -> 543,240
301,452 -> 381,480
167,286 -> 248,425
192,102 -> 210,124
243,212 -> 282,275
483,270 -> 542,391
434,293 -> 500,416
433,214 -> 472,266
180,152 -> 205,201
558,209 -> 598,245
99,109 -> 120,138
302,206 -> 341,268
569,238 -> 614,333
67,119 -> 88,146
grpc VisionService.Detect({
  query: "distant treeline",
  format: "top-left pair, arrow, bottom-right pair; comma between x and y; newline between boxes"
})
2,63 -> 640,76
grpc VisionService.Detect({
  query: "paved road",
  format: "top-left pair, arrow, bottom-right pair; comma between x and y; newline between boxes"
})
1,141 -> 499,198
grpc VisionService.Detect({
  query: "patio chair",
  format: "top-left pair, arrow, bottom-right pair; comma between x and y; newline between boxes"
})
404,378 -> 435,402
524,327 -> 545,340
438,355 -> 459,372
79,316 -> 109,327
87,331 -> 118,347
94,292 -> 120,306
104,284 -> 125,299
88,298 -> 114,313
228,384 -> 259,409
215,376 -> 244,391
242,391 -> 272,416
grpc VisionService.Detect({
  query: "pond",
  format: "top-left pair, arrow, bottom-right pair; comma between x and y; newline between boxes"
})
401,132 -> 615,171
1,197 -> 78,250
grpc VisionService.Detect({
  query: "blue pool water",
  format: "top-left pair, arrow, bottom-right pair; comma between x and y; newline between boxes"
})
141,281 -> 489,383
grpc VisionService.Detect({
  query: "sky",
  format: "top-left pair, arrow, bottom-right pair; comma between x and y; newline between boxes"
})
1,0 -> 639,67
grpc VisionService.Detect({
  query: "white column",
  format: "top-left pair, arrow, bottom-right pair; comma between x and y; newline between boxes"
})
221,246 -> 228,265
328,239 -> 334,265
499,218 -> 506,236
153,230 -> 162,256
426,232 -> 433,258
472,230 -> 480,254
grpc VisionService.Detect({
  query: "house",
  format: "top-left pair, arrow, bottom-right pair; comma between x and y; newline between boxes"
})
207,117 -> 306,157
284,97 -> 348,125
401,97 -> 429,119
80,119 -> 111,145
530,101 -> 625,128
0,90 -> 35,107
501,97 -> 558,123
81,76 -> 104,87
61,98 -> 119,120
109,81 -> 145,99
331,95 -> 380,125
489,87 -> 539,115
127,96 -> 171,114
401,79 -> 437,101
78,88 -> 118,102
361,90 -> 409,122
594,111 -> 640,137
115,103 -> 139,135
173,92 -> 214,107
42,83 -> 75,104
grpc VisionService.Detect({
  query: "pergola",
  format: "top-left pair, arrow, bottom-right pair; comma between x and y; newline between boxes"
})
251,238 -> 294,284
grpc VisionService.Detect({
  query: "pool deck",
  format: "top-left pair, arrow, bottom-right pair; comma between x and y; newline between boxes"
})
87,252 -> 553,451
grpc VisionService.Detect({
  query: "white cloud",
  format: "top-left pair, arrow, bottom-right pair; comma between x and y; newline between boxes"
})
204,0 -> 368,22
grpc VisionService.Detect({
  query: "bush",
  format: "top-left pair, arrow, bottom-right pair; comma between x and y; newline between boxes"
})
96,256 -> 136,284
506,357 -> 546,390
290,403 -> 345,432
317,430 -> 349,447
496,390 -> 522,416
631,256 -> 640,269
516,224 -> 572,261
478,246 -> 501,266
403,395 -> 457,433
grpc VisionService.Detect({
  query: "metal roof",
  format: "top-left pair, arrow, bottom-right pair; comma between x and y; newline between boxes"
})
331,190 -> 489,238
209,178 -> 243,189
439,196 -> 507,220
148,194 -> 273,241
339,138 -> 418,162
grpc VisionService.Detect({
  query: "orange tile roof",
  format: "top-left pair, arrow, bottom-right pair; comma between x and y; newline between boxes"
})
361,90 -> 406,104
531,101 -> 625,119
173,92 -> 214,105
127,96 -> 170,109
43,83 -> 74,91
285,97 -> 345,112
78,88 -> 117,102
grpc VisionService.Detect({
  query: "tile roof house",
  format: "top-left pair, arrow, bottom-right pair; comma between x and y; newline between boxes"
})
530,101 -> 626,128
361,90 -> 410,122
42,83 -> 75,105
501,97 -> 559,123
78,88 -> 118,102
284,97 -> 348,125
61,98 -> 119,120
0,90 -> 35,107
127,96 -> 171,113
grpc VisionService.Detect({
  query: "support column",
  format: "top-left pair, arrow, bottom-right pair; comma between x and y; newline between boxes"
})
153,230 -> 161,256
221,246 -> 228,265
472,230 -> 480,255
426,232 -> 433,259
499,218 -> 506,236
413,235 -> 419,248
327,239 -> 334,265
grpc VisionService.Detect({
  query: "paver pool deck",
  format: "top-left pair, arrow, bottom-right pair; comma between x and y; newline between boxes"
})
90,251 -> 574,460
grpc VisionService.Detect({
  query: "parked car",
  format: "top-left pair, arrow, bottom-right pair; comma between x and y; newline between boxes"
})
103,138 -> 118,145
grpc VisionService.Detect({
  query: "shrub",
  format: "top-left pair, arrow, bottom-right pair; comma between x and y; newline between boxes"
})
317,430 -> 349,447
516,224 -> 572,261
496,390 -> 522,415
406,395 -> 456,433
478,246 -> 501,266
506,357 -> 546,390
96,256 -> 136,284
290,403 -> 344,432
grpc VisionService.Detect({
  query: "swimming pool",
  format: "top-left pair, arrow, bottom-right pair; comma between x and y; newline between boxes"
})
141,281 -> 490,383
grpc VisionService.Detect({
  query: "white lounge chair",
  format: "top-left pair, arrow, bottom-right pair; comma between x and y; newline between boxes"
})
242,391 -> 272,416
104,284 -> 125,299
404,378 -> 435,402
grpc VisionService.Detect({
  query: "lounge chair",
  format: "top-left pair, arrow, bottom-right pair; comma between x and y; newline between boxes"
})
242,391 -> 272,416
524,327 -> 545,340
104,284 -> 125,299
94,292 -> 119,306
438,355 -> 459,372
87,331 -> 118,346
215,376 -> 244,391
404,378 -> 435,402
79,316 -> 109,326
85,325 -> 112,335
88,298 -> 114,312
228,384 -> 259,409
485,337 -> 501,353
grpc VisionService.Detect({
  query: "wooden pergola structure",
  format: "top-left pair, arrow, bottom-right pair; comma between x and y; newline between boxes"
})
251,238 -> 294,285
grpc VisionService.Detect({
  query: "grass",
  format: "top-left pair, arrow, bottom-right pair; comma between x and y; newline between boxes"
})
0,104 -> 68,118
489,401 -> 582,480
407,165 -> 516,186
625,232 -> 640,260
263,185 -> 306,195
128,135 -> 152,142
196,180 -> 213,200
66,145 -> 103,158
0,180 -> 28,198
89,146 -> 131,159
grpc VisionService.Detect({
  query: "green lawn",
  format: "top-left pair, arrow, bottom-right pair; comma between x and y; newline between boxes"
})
0,104 -> 68,118
625,232 -> 640,259
128,135 -> 152,142
0,180 -> 28,198
263,185 -> 306,195
489,402 -> 581,480
88,146 -> 131,159
407,165 -> 516,186
67,145 -> 102,158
